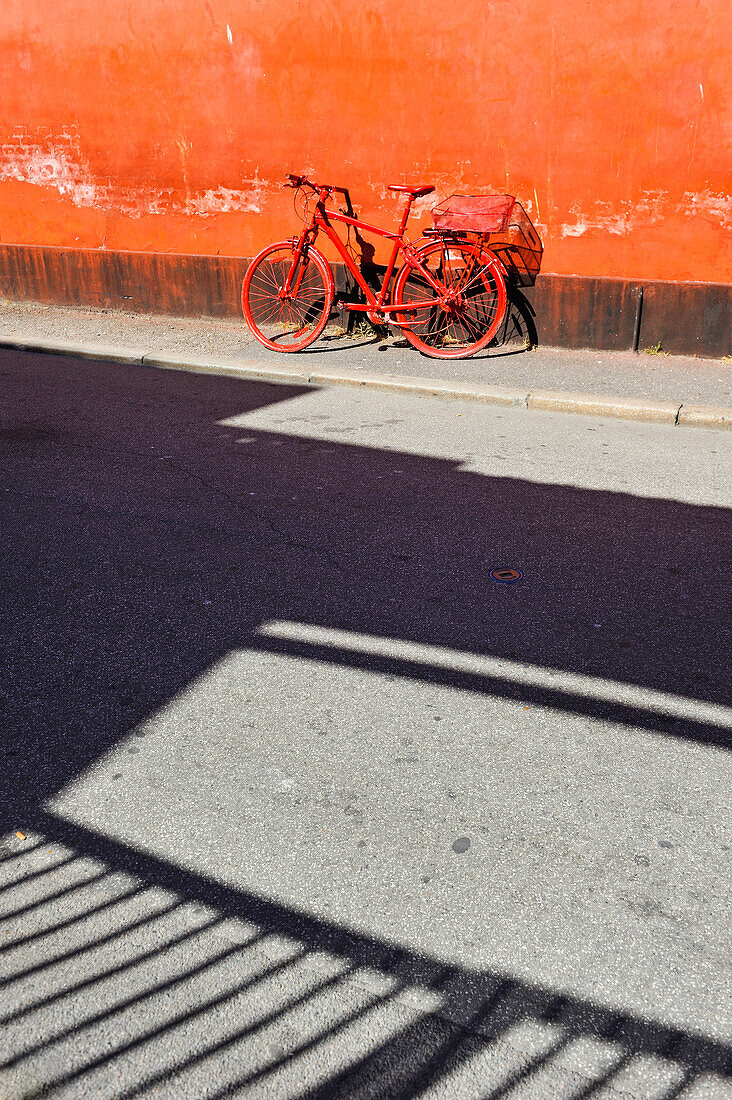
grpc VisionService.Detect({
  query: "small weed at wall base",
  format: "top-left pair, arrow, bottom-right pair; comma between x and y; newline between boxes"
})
644,341 -> 669,356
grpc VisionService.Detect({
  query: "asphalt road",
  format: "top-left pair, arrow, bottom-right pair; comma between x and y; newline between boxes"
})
1,348 -> 731,1099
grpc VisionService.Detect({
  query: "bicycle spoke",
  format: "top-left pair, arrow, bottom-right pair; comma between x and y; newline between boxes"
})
291,287 -> 322,307
284,301 -> 300,328
248,287 -> 285,305
459,302 -> 490,340
253,264 -> 283,293
454,311 -> 479,342
461,265 -> 495,296
422,308 -> 450,340
250,292 -> 283,323
448,315 -> 463,346
466,290 -> 499,325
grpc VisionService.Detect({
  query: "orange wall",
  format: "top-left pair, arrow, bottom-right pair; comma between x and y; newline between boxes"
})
1,0 -> 730,282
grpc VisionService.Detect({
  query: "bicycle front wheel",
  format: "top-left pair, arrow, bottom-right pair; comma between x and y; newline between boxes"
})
393,239 -> 507,359
242,242 -> 333,352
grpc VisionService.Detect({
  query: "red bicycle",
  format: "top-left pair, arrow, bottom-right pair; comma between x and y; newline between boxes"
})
241,174 -> 509,359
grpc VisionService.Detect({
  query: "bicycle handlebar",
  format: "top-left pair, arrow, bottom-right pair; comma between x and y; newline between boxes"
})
284,173 -> 310,189
284,173 -> 350,203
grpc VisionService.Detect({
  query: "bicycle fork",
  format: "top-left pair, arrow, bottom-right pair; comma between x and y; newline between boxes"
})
283,232 -> 317,299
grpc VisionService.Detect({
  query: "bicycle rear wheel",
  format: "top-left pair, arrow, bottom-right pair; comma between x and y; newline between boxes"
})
393,239 -> 507,359
242,242 -> 333,352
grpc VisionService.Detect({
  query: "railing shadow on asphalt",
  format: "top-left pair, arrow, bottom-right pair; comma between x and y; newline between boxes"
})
1,348 -> 730,1095
1,813 -> 730,1099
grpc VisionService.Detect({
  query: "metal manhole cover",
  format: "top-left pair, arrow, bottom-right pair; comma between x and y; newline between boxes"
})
490,567 -> 523,584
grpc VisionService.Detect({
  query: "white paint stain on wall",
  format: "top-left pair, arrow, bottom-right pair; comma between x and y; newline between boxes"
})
560,193 -> 666,238
681,189 -> 731,227
2,133 -> 729,237
0,132 -> 266,217
0,140 -> 103,207
561,214 -> 589,237
560,190 -> 731,237
187,182 -> 264,216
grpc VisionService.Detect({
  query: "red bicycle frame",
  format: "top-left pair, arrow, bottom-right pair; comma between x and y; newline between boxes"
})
286,183 -> 467,318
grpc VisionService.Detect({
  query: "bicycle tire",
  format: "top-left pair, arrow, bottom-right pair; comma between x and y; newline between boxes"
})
393,239 -> 507,359
242,241 -> 333,352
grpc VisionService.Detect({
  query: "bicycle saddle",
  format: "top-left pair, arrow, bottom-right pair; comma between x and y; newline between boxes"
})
388,184 -> 435,197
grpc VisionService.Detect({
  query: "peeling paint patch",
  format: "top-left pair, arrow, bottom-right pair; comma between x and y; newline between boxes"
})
0,132 -> 265,218
681,189 -> 731,228
185,183 -> 263,215
0,140 -> 104,208
560,190 -> 731,237
560,193 -> 668,238
561,215 -> 589,238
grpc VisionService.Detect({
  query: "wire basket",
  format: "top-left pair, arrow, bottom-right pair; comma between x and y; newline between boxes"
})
431,194 -> 543,286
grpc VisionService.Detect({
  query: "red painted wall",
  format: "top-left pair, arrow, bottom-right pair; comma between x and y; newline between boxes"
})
1,0 -> 730,282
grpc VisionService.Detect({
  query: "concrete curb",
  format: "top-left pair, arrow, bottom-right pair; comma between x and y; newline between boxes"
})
677,404 -> 732,430
2,336 -> 730,430
526,389 -> 681,425
0,334 -> 144,364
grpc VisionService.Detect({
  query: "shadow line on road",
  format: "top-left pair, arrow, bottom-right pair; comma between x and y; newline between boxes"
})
0,811 -> 727,1099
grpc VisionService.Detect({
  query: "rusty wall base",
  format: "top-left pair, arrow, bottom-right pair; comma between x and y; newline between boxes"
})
0,244 -> 249,319
0,244 -> 729,358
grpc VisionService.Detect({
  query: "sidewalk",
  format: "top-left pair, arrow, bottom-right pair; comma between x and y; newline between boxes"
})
1,297 -> 730,429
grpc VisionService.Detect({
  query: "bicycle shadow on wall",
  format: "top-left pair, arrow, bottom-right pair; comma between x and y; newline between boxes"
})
327,225 -> 539,356
1,349 -> 730,1096
326,222 -> 539,355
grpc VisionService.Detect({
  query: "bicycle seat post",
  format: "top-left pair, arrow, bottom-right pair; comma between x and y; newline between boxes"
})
387,185 -> 435,235
398,195 -> 414,236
